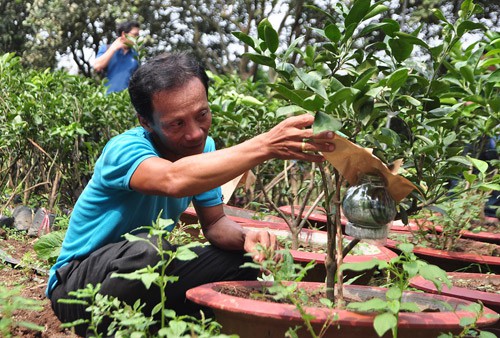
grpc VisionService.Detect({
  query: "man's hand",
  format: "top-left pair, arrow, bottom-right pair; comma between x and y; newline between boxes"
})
259,114 -> 336,163
109,36 -> 129,52
243,230 -> 280,262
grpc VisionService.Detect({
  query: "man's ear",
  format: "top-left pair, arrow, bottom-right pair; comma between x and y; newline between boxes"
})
138,114 -> 153,132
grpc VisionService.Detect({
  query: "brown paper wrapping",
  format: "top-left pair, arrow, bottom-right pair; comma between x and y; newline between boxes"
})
321,135 -> 417,202
221,170 -> 256,203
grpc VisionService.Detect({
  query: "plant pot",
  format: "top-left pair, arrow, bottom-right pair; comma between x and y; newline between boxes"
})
386,231 -> 500,274
186,280 -> 499,338
410,272 -> 500,316
180,205 -> 286,225
425,219 -> 499,245
278,205 -> 419,232
241,222 -> 398,284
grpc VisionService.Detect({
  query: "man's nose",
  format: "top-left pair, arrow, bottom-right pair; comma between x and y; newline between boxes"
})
184,122 -> 203,141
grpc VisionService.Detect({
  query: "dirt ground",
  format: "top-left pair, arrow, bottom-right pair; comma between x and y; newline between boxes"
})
1,224 -> 499,337
0,229 -> 78,338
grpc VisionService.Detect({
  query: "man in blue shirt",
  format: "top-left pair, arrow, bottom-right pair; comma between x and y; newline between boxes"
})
48,51 -> 336,336
93,21 -> 140,93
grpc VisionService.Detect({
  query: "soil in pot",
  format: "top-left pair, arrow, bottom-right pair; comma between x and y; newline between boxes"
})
410,272 -> 500,317
386,231 -> 500,273
186,281 -> 499,338
242,223 -> 398,284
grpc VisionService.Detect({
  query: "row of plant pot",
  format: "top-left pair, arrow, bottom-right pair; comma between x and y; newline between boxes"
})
180,206 -> 500,337
186,280 -> 498,338
278,205 -> 500,273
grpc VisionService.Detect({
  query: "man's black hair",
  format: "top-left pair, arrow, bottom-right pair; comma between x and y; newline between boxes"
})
128,51 -> 210,122
116,21 -> 140,36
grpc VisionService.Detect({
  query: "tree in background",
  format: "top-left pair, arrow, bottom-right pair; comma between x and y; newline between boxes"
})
1,0 -> 498,80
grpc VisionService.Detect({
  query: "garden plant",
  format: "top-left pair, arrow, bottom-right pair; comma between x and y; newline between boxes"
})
1,0 -> 499,336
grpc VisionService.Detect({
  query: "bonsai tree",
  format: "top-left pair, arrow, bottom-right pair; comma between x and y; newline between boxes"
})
234,0 -> 498,307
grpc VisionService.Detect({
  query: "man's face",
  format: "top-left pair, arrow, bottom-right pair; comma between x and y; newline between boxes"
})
141,77 -> 212,161
122,27 -> 140,48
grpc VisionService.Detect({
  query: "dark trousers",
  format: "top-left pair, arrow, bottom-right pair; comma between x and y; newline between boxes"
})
50,233 -> 258,336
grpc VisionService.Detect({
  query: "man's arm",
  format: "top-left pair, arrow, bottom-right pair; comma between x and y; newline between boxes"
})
195,204 -> 277,262
130,114 -> 335,198
93,37 -> 126,72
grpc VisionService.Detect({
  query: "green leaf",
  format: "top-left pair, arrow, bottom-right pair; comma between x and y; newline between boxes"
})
457,21 -> 486,37
142,273 -> 160,289
365,4 -> 389,20
347,298 -> 388,312
401,95 -> 421,106
353,67 -> 378,90
447,156 -> 471,166
432,9 -> 450,25
386,68 -> 409,91
386,287 -> 402,300
467,157 -> 488,174
257,19 -> 272,44
240,95 -> 263,106
345,0 -> 371,28
340,259 -> 381,272
400,302 -> 421,312
460,65 -> 475,84
396,243 -> 414,254
477,183 -> 500,192
33,230 -> 65,261
389,38 -> 413,63
480,58 -> 500,68
419,264 -> 450,291
328,87 -> 360,105
442,132 -> 456,146
264,25 -> 279,53
324,24 -> 341,43
380,19 -> 400,37
485,69 -> 500,83
272,84 -> 304,106
276,105 -> 306,117
176,245 -> 199,261
374,312 -> 397,337
313,111 -> 342,134
302,94 -> 325,111
243,53 -> 276,68
232,32 -> 256,49
394,32 -> 430,49
294,68 -> 327,99
403,261 -> 419,277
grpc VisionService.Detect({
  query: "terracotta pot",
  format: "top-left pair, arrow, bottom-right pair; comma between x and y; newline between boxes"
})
180,207 -> 398,283
186,280 -> 499,338
241,222 -> 398,283
278,205 -> 419,232
180,205 -> 286,225
426,222 -> 499,245
386,231 -> 500,274
410,272 -> 500,315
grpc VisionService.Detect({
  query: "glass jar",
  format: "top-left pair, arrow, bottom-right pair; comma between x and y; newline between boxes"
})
342,174 -> 396,240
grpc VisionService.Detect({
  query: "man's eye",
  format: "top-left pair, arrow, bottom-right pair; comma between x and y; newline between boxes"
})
170,120 -> 183,128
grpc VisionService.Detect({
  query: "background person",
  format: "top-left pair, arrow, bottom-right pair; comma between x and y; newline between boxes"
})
47,51 -> 336,336
93,20 -> 140,93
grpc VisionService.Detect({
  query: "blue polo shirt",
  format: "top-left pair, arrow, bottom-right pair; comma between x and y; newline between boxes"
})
96,44 -> 139,93
46,127 -> 223,297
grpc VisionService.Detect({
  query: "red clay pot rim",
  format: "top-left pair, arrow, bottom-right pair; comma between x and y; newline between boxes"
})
410,272 -> 500,306
186,280 -> 499,329
240,223 -> 398,263
278,205 -> 420,232
385,233 -> 500,266
182,206 -> 289,227
429,224 -> 499,244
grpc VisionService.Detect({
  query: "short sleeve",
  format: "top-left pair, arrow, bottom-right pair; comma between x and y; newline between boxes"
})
192,137 -> 223,207
95,129 -> 157,190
